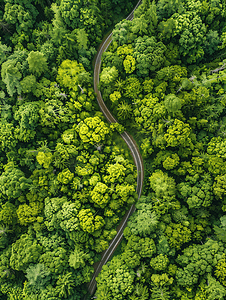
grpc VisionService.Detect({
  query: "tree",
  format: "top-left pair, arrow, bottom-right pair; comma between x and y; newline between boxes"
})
214,215 -> 226,243
0,202 -> 17,226
124,77 -> 142,99
195,275 -> 226,300
68,246 -> 91,270
10,234 -> 42,271
129,283 -> 149,300
123,55 -> 136,74
56,272 -> 76,298
109,91 -> 121,105
134,35 -> 166,77
176,239 -> 224,287
165,223 -> 192,250
100,66 -> 118,86
25,264 -> 51,290
149,170 -> 176,199
171,11 -> 206,63
20,75 -> 37,94
112,20 -> 131,46
0,162 -> 32,200
44,196 -> 68,231
164,119 -> 193,149
76,28 -> 88,50
178,174 -> 214,209
78,209 -> 105,234
1,58 -> 22,96
117,101 -> 133,120
123,233 -> 156,259
27,51 -> 48,77
150,254 -> 169,271
164,94 -> 182,115
0,42 -> 11,64
17,202 -> 43,226
91,182 -> 110,208
56,59 -> 86,91
131,15 -> 148,36
77,116 -> 111,144
215,253 -> 226,286
39,246 -> 69,275
156,0 -> 183,20
96,256 -> 135,300
127,201 -> 159,237
14,102 -> 40,131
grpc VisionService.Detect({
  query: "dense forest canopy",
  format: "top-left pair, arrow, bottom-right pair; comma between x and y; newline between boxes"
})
1,0 -> 226,299
0,0 -> 139,299
95,0 -> 226,299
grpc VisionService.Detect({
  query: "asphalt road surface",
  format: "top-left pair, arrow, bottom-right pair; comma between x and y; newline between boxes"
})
84,0 -> 144,298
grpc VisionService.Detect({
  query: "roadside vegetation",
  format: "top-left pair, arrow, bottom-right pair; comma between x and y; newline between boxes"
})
0,0 -> 138,299
96,0 -> 226,299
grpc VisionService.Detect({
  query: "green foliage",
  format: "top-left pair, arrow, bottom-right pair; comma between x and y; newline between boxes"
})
176,239 -> 224,287
123,55 -> 136,74
17,202 -> 43,226
127,200 -> 159,237
164,94 -> 182,115
150,254 -> 169,271
57,59 -> 86,90
78,209 -> 105,234
195,275 -> 226,300
164,119 -> 193,149
25,263 -> 50,290
178,174 -> 214,209
27,51 -> 48,77
1,58 -> 22,96
0,202 -> 17,226
149,170 -> 176,199
10,233 -> 42,271
100,66 -> 118,85
215,254 -> 226,286
165,223 -> 192,250
3,0 -> 226,298
68,246 -> 91,270
112,20 -> 131,46
0,162 -> 31,199
78,116 -> 111,144
213,215 -> 226,242
171,11 -> 206,63
96,256 -> 135,299
134,35 -> 166,77
39,246 -> 68,275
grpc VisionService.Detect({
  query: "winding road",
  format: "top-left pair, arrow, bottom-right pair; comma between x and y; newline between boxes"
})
85,0 -> 144,297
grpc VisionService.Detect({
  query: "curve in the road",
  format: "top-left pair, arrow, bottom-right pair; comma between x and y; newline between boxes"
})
85,0 -> 144,297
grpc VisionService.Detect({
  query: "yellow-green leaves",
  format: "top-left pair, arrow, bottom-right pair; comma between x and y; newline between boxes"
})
117,44 -> 134,58
17,202 -> 43,226
163,153 -> 180,170
100,66 -> 118,85
109,91 -> 121,104
78,209 -> 105,234
164,119 -> 193,148
57,168 -> 74,185
36,152 -> 53,169
149,170 -> 176,199
91,182 -> 110,208
57,59 -> 85,91
123,55 -> 136,74
215,254 -> 226,286
27,51 -> 48,77
165,223 -> 191,250
78,116 -> 110,144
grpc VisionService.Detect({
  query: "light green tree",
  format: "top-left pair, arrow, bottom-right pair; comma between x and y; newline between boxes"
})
27,51 -> 48,77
